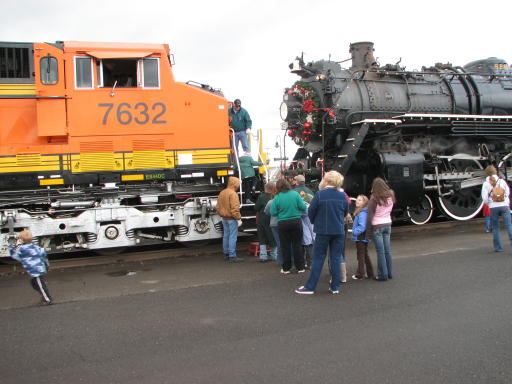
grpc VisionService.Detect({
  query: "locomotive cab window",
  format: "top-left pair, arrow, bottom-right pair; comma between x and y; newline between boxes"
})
142,58 -> 159,88
98,59 -> 137,88
40,56 -> 58,85
75,57 -> 93,89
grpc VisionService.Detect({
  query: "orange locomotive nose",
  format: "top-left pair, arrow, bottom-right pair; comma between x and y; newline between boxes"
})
0,40 -> 236,253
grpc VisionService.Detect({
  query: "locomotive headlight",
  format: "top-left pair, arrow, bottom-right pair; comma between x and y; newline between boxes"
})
105,226 -> 119,240
280,102 -> 289,121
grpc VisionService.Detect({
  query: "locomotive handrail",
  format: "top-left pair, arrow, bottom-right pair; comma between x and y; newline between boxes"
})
229,128 -> 245,203
338,68 -> 512,78
8,194 -> 223,215
0,96 -> 67,100
398,113 -> 512,120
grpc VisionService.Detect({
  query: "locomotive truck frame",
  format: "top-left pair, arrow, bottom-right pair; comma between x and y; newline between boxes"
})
280,42 -> 512,224
0,41 -> 244,256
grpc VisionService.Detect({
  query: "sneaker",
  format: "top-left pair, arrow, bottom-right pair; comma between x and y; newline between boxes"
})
229,257 -> 244,262
328,288 -> 339,294
352,274 -> 364,281
280,269 -> 291,274
295,286 -> 314,295
373,276 -> 387,281
297,269 -> 306,273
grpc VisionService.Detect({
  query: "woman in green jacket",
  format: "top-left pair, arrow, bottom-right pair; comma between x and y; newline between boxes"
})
270,178 -> 307,274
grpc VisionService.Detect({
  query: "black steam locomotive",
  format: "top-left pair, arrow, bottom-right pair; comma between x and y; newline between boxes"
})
280,42 -> 512,224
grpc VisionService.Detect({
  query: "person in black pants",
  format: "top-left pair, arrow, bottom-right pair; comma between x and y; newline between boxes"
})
9,229 -> 52,305
270,178 -> 307,274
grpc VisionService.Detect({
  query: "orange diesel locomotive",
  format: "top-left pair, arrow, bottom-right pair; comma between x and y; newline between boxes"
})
0,41 -> 236,254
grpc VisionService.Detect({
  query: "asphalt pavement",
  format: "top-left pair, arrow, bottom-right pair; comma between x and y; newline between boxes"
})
1,223 -> 511,384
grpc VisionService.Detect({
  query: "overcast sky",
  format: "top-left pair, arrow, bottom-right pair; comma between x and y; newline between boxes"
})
2,0 -> 511,157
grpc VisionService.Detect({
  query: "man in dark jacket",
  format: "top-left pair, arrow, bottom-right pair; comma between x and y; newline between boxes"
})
293,174 -> 314,203
228,99 -> 252,154
295,171 -> 348,295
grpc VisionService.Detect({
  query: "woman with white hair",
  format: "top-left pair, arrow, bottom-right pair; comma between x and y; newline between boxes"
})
295,171 -> 349,295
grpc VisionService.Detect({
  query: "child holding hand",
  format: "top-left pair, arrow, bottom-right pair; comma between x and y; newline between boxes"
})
351,195 -> 374,280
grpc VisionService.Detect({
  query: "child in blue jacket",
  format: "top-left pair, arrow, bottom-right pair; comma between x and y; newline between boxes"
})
9,229 -> 52,305
351,195 -> 375,280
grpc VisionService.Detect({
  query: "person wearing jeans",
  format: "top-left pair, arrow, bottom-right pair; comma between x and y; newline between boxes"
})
228,99 -> 252,154
221,218 -> 238,258
216,176 -> 244,262
295,171 -> 349,295
490,207 -> 512,251
372,225 -> 392,280
265,197 -> 282,264
367,178 -> 395,281
481,165 -> 512,252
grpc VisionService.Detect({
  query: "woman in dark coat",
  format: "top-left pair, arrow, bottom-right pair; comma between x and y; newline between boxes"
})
254,182 -> 276,261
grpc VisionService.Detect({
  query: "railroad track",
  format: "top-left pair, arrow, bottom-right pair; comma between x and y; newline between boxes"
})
0,218 -> 484,276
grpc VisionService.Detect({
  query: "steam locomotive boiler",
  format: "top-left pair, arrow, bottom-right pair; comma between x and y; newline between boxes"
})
0,40 -> 237,256
280,42 -> 512,224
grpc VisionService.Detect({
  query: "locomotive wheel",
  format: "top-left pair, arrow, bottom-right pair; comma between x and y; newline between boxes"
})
437,155 -> 483,221
407,194 -> 434,225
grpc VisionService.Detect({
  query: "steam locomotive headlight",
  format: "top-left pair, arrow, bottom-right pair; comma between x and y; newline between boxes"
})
279,102 -> 289,121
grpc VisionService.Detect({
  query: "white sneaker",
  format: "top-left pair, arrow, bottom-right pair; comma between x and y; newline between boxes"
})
280,269 -> 291,274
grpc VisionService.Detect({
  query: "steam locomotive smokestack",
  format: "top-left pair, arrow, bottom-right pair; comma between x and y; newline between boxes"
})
349,41 -> 377,71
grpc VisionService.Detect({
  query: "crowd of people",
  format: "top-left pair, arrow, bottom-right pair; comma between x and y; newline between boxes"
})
215,166 -> 396,295
7,98 -> 511,304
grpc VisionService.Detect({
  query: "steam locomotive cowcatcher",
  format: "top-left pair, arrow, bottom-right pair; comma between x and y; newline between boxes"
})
280,42 -> 512,224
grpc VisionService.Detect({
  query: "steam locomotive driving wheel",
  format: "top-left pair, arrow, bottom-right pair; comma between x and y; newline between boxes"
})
436,155 -> 484,221
407,194 -> 434,225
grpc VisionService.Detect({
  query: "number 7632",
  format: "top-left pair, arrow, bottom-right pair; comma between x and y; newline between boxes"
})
98,102 -> 167,125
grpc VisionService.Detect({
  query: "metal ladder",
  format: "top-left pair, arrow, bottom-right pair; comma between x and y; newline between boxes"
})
332,122 -> 370,175
230,129 -> 270,233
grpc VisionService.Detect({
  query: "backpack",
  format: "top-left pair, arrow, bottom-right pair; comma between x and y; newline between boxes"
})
490,177 -> 506,202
